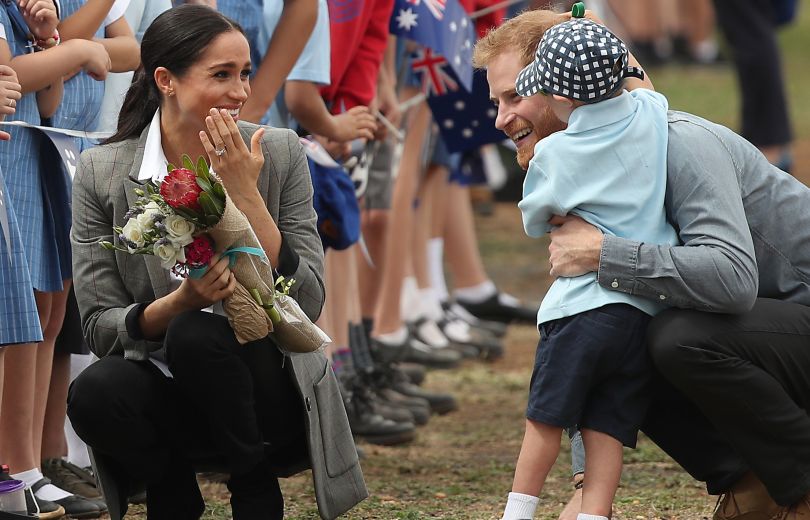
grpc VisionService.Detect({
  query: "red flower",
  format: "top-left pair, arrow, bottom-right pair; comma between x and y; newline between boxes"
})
185,234 -> 215,268
160,168 -> 202,211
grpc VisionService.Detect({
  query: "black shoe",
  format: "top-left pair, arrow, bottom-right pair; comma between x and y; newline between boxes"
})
345,375 -> 416,425
443,301 -> 508,338
456,292 -> 537,324
343,385 -> 416,446
31,478 -> 100,519
24,486 -> 65,520
408,318 -> 479,359
401,335 -> 461,369
438,318 -> 504,361
41,460 -> 107,514
374,363 -> 458,415
397,363 -> 426,386
370,333 -> 462,369
374,387 -> 431,426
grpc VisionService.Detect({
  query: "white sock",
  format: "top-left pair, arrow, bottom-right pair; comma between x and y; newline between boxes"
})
66,355 -> 94,468
502,491 -> 538,520
373,326 -> 408,346
400,276 -> 421,323
577,515 -> 609,520
454,280 -> 497,304
12,468 -> 71,501
419,287 -> 445,323
427,238 -> 449,302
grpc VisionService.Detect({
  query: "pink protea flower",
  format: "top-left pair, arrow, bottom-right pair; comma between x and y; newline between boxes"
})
160,168 -> 202,211
185,234 -> 215,268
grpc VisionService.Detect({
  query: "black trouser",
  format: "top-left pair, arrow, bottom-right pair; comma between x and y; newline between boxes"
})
67,311 -> 307,519
713,0 -> 792,148
643,298 -> 810,506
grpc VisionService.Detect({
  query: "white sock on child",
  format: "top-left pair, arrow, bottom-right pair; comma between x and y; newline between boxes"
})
12,468 -> 71,501
454,279 -> 497,304
576,514 -> 609,520
502,492 -> 539,520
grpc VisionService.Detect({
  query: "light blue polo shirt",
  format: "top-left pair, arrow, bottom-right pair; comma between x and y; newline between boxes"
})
519,89 -> 678,325
258,0 -> 330,127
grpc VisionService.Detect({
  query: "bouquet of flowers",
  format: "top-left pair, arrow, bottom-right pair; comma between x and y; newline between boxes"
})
101,155 -> 329,353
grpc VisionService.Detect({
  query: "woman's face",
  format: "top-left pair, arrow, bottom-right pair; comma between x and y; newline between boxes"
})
166,30 -> 252,129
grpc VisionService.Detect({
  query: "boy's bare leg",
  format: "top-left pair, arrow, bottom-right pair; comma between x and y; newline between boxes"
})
502,419 -> 563,519
580,428 -> 623,518
513,419 -> 563,495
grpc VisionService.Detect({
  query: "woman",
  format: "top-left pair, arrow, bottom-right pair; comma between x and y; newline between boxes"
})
66,5 -> 366,520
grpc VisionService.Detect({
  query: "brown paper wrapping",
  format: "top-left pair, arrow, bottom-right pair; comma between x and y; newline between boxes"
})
206,194 -> 275,344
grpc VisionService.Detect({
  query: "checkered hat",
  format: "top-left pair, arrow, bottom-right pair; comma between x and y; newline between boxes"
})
515,19 -> 644,103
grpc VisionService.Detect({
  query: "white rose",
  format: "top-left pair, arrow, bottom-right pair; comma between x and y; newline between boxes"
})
164,214 -> 195,247
153,241 -> 186,269
121,219 -> 145,251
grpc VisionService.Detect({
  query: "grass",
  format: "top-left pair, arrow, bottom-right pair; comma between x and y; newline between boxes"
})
112,6 -> 810,519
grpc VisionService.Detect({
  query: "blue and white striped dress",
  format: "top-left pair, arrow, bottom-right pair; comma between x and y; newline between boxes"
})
0,21 -> 44,345
0,7 -> 72,293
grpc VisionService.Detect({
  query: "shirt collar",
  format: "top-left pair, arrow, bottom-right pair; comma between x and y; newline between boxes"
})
137,109 -> 170,183
565,90 -> 636,134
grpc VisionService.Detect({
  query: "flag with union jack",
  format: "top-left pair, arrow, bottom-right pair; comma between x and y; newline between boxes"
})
389,0 -> 474,90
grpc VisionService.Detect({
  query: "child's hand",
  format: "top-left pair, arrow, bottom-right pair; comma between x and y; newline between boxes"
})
0,65 -> 22,140
18,0 -> 59,40
329,106 -> 377,143
67,39 -> 112,81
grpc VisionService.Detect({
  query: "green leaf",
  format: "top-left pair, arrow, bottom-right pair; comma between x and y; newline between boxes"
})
167,163 -> 176,173
198,192 -> 217,217
173,206 -> 201,222
196,156 -> 211,183
196,176 -> 213,193
250,288 -> 263,306
206,214 -> 220,227
212,182 -> 226,201
182,154 -> 195,171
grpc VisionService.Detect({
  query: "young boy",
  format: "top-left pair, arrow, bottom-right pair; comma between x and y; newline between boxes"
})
500,17 -> 678,520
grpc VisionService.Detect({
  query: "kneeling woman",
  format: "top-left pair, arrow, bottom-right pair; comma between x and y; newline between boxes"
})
67,5 -> 366,519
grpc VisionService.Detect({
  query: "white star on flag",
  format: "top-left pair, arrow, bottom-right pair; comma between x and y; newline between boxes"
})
396,8 -> 419,30
449,21 -> 457,31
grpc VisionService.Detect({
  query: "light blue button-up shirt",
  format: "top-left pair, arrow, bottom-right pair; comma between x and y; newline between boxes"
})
519,89 -> 678,325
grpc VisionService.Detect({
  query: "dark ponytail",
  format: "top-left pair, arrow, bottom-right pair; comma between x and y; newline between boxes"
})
105,5 -> 244,144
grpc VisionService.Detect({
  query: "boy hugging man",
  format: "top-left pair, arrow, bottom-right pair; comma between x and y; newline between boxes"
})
500,17 -> 677,520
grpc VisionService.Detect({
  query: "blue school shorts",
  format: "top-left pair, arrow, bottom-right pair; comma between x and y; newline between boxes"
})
527,303 -> 652,448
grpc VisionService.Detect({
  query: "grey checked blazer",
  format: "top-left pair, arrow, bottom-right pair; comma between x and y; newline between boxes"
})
71,121 -> 368,519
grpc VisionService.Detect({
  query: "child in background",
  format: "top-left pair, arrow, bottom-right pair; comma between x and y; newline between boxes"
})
500,16 -> 677,520
0,0 -> 115,516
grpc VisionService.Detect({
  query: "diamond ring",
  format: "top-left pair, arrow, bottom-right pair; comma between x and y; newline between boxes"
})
214,147 -> 226,156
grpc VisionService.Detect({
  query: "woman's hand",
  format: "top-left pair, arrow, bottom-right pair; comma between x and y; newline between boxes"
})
0,66 -> 21,140
18,0 -> 58,40
199,108 -> 265,204
174,255 -> 236,311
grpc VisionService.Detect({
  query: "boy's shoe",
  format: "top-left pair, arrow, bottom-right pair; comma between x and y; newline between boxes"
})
456,292 -> 537,324
41,460 -> 106,513
713,472 -> 785,520
31,479 -> 101,519
24,486 -> 65,520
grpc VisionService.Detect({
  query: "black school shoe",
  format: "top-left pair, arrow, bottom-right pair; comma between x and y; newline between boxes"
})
31,478 -> 101,519
456,292 -> 537,324
23,486 -> 65,520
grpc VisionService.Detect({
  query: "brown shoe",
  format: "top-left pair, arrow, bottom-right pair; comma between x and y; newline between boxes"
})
713,472 -> 787,520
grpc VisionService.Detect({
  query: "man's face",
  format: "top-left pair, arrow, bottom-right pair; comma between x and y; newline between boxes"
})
487,50 -> 566,170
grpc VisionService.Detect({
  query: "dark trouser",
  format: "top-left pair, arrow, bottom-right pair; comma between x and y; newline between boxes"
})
644,298 -> 810,506
67,311 -> 307,519
713,0 -> 792,148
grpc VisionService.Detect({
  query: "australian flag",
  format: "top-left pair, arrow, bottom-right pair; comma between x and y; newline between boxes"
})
389,0 -> 474,91
423,64 -> 504,153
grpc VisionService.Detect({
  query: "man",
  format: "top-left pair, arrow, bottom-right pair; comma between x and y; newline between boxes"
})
474,9 -> 810,520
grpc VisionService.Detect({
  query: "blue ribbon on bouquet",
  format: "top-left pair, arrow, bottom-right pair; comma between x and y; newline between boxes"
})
187,246 -> 268,279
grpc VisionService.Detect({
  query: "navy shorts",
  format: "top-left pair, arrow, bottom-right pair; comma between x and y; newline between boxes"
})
527,304 -> 653,448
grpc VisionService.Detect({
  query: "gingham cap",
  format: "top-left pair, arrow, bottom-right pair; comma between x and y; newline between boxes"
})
515,19 -> 644,103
